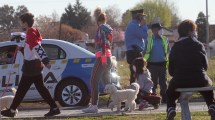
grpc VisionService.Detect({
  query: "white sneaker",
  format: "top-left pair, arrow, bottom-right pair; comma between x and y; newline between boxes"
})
82,105 -> 98,113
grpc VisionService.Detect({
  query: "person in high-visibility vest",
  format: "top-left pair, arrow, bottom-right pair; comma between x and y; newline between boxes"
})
144,22 -> 170,104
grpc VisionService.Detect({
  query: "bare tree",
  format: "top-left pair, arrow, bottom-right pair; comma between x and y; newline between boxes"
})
51,10 -> 60,22
35,15 -> 82,41
105,5 -> 121,27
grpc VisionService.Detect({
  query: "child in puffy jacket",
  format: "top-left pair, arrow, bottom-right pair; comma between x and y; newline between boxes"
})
132,57 -> 161,110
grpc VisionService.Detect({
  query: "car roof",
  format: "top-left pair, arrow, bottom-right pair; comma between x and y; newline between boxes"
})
42,39 -> 95,58
0,39 -> 95,58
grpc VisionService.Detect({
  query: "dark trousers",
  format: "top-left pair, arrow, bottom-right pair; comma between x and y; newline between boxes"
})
166,78 -> 215,109
126,50 -> 143,84
10,73 -> 57,110
147,63 -> 167,101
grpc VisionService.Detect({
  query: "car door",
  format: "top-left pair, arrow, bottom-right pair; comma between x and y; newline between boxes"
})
25,43 -> 67,100
0,45 -> 20,96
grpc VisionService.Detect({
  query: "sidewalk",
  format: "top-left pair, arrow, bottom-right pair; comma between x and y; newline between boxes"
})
2,102 -> 208,119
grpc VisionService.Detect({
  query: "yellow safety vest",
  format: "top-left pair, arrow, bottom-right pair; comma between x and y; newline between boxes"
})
144,36 -> 169,66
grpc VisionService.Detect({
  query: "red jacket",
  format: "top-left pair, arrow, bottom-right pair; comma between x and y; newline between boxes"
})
23,28 -> 49,65
21,28 -> 49,76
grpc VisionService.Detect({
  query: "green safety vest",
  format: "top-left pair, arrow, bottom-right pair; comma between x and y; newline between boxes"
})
144,36 -> 169,66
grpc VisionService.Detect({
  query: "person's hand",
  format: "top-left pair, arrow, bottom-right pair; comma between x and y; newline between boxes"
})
140,16 -> 146,26
45,63 -> 51,70
17,46 -> 23,51
101,56 -> 107,68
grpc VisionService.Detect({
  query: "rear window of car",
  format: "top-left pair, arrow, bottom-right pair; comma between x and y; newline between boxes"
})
42,44 -> 66,60
0,45 -> 17,65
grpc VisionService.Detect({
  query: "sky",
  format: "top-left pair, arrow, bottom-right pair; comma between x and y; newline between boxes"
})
0,0 -> 215,24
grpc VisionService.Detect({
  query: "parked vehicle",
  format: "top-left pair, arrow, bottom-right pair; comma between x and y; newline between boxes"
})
0,37 -> 120,107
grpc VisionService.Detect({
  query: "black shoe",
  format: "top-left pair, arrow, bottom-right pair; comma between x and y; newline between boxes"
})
208,104 -> 215,120
44,108 -> 60,117
166,107 -> 176,120
1,109 -> 16,117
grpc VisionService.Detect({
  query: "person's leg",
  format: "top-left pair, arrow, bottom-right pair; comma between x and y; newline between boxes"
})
166,80 -> 180,109
200,90 -> 215,107
199,90 -> 215,119
158,66 -> 168,103
83,58 -> 103,113
1,75 -> 33,117
33,73 -> 60,116
101,57 -> 112,86
129,64 -> 136,84
90,58 -> 104,106
33,74 -> 57,108
10,75 -> 33,110
126,50 -> 139,84
166,80 -> 180,120
147,65 -> 159,94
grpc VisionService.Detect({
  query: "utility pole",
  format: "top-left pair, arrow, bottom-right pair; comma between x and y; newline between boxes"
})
59,18 -> 62,40
206,0 -> 210,57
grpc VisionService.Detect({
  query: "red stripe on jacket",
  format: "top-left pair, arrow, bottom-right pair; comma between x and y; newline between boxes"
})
26,28 -> 42,50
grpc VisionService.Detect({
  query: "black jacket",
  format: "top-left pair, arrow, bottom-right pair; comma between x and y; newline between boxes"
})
168,37 -> 209,82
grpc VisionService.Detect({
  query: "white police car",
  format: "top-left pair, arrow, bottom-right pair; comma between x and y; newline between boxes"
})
0,36 -> 120,107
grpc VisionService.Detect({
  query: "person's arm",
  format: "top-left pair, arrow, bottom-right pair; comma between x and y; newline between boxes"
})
132,24 -> 148,40
142,25 -> 148,40
99,26 -> 106,55
167,38 -> 171,54
33,44 -> 50,66
168,45 -> 175,76
200,44 -> 208,70
27,31 -> 50,67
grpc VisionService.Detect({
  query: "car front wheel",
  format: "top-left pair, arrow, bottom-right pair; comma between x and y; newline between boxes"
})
56,79 -> 90,107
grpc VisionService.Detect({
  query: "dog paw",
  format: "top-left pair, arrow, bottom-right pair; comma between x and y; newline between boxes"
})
124,107 -> 129,112
116,110 -> 121,114
129,110 -> 133,113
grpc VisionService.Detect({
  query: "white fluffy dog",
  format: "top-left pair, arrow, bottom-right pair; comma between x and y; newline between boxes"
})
104,83 -> 140,112
0,88 -> 18,115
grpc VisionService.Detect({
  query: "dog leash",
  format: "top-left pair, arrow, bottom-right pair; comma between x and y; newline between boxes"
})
1,46 -> 19,97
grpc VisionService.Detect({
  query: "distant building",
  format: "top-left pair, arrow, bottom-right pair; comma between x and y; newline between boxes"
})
210,24 -> 215,42
209,40 -> 215,57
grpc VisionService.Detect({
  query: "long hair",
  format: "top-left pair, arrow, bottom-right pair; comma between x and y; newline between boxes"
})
132,57 -> 147,81
93,6 -> 106,23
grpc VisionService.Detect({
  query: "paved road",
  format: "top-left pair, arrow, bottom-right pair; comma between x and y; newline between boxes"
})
1,102 -> 209,119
